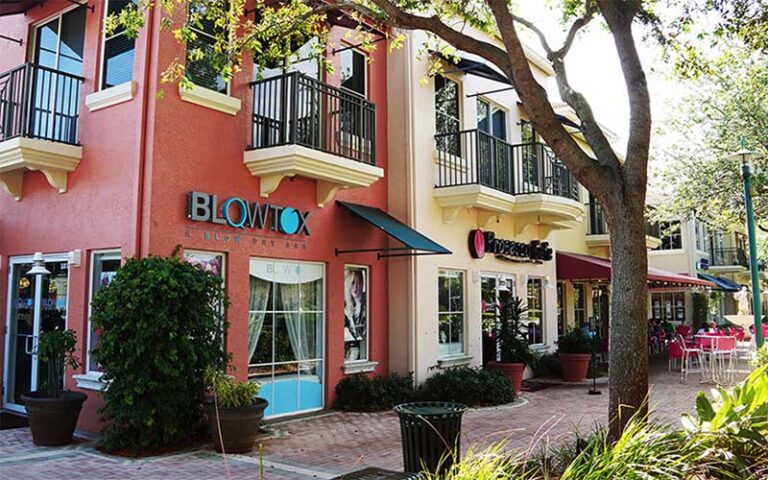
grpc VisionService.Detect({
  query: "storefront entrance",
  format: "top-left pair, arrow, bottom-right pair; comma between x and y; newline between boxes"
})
3,254 -> 69,413
480,273 -> 515,366
247,259 -> 324,417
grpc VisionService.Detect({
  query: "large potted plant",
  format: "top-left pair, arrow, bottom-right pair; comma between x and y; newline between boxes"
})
205,368 -> 268,453
557,327 -> 595,382
487,292 -> 533,393
21,329 -> 87,446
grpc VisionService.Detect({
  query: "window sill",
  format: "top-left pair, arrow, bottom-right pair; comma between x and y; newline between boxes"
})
179,84 -> 241,116
437,354 -> 473,368
73,372 -> 106,391
85,81 -> 137,112
343,360 -> 379,375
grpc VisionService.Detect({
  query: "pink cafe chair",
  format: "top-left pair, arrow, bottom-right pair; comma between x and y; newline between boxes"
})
675,334 -> 701,382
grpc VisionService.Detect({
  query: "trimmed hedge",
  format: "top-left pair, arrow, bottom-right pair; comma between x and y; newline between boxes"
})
334,367 -> 514,412
418,367 -> 514,406
333,373 -> 415,412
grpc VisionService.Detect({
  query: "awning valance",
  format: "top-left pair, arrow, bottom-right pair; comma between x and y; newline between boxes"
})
698,273 -> 742,292
432,50 -> 511,85
556,252 -> 715,289
336,201 -> 451,258
0,0 -> 47,16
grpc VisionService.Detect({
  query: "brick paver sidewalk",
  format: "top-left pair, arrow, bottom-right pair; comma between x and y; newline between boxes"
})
0,358 -> 748,479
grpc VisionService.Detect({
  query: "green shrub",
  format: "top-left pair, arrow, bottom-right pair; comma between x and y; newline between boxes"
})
205,368 -> 260,409
334,373 -> 415,412
418,367 -> 514,406
494,293 -> 533,365
530,352 -> 562,378
557,328 -> 596,354
37,329 -> 80,398
681,365 -> 768,477
92,255 -> 228,455
752,345 -> 768,368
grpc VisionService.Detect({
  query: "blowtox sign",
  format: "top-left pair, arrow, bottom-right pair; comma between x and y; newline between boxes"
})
187,192 -> 311,235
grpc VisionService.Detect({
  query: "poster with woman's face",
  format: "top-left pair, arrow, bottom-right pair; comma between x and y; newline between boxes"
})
184,251 -> 224,277
344,266 -> 368,361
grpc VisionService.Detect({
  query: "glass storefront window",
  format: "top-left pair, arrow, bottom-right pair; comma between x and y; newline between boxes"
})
573,283 -> 586,328
87,251 -> 121,373
248,259 -> 324,417
651,292 -> 685,322
344,265 -> 369,362
438,270 -> 465,357
527,278 -> 544,344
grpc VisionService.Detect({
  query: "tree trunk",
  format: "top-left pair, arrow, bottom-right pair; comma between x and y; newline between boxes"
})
606,198 -> 649,439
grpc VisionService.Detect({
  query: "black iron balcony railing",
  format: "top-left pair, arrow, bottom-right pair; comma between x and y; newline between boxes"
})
710,247 -> 749,268
249,71 -> 376,165
586,199 -> 660,238
0,63 -> 83,145
434,129 -> 579,201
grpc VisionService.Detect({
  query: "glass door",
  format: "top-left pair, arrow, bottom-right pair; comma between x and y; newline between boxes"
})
31,6 -> 85,142
4,256 -> 69,412
480,274 -> 515,366
247,259 -> 325,418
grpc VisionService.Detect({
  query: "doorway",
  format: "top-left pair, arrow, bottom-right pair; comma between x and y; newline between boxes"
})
480,273 -> 515,366
3,254 -> 70,413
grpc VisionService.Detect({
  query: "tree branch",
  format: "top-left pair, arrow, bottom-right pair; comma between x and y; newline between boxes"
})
599,1 -> 651,199
483,0 -> 616,197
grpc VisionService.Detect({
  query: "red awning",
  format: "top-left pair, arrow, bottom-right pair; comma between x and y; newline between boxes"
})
556,252 -> 715,289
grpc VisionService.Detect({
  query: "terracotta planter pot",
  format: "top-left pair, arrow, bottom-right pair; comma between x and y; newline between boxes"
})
21,391 -> 87,446
487,362 -> 525,393
207,398 -> 268,453
558,353 -> 592,382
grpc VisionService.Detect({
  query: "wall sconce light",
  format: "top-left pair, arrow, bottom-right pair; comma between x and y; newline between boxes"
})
28,252 -> 51,276
68,249 -> 82,267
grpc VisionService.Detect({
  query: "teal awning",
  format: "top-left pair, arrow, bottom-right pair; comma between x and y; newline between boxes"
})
698,273 -> 741,292
336,201 -> 451,258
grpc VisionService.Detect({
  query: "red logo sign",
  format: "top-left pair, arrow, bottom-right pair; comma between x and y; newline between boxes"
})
469,229 -> 486,258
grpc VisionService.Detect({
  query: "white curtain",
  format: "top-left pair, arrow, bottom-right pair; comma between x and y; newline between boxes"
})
279,283 -> 311,368
248,277 -> 270,362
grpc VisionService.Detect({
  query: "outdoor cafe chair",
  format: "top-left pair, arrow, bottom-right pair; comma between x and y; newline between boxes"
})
675,334 -> 701,383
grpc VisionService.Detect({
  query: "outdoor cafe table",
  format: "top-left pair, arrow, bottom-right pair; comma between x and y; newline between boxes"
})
694,335 -> 737,385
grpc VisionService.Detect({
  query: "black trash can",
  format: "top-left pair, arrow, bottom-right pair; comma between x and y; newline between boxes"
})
393,402 -> 468,475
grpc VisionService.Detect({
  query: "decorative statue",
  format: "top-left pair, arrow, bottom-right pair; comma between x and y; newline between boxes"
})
735,286 -> 751,316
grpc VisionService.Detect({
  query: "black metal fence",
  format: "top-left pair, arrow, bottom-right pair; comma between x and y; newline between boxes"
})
710,247 -> 749,267
0,63 -> 83,145
250,71 -> 376,165
434,129 -> 579,201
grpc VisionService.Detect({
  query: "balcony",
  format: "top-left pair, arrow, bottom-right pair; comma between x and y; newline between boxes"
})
585,198 -> 662,251
0,63 -> 84,200
433,129 -> 583,231
709,247 -> 749,270
243,72 -> 383,207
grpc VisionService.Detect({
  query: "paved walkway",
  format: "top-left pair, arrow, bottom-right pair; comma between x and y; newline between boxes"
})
0,358 -> 750,479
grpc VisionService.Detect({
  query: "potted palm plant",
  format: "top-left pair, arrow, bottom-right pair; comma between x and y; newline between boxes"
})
21,329 -> 87,446
487,292 -> 533,393
205,368 -> 268,453
557,327 -> 596,382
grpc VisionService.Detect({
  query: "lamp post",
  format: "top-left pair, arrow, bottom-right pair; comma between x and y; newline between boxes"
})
729,142 -> 764,348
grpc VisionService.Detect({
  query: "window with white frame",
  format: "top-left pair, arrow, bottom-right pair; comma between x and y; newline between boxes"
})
101,0 -> 137,89
435,75 -> 460,155
438,269 -> 465,357
344,265 -> 369,362
526,277 -> 544,344
655,221 -> 683,250
87,250 -> 121,373
695,221 -> 709,252
186,2 -> 228,93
